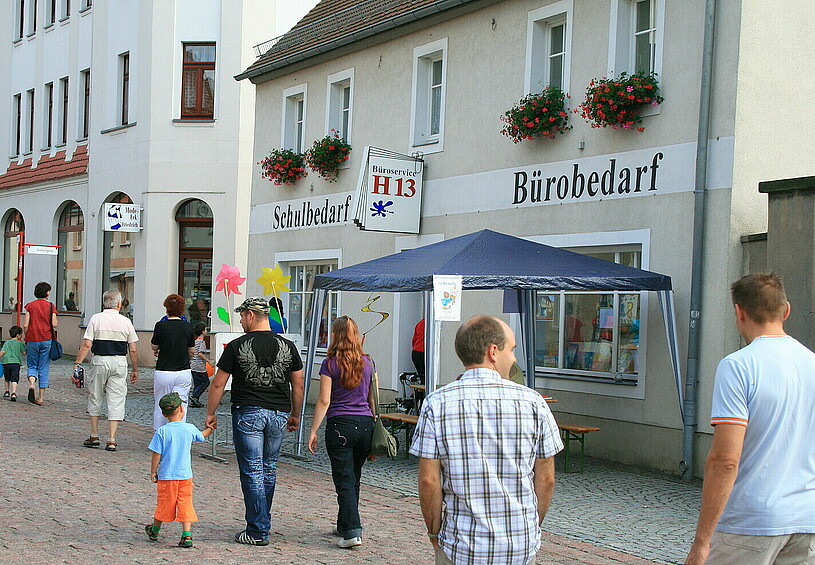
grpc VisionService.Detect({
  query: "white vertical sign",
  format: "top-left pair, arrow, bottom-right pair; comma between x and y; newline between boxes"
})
433,275 -> 462,322
353,147 -> 424,233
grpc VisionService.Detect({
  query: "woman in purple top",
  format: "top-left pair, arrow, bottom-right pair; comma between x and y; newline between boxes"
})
308,316 -> 375,549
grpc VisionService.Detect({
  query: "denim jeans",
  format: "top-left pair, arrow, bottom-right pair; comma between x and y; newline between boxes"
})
325,414 -> 374,539
26,340 -> 52,387
232,405 -> 288,540
190,371 -> 209,399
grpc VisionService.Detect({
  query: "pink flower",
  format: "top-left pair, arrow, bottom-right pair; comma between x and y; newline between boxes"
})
215,264 -> 246,297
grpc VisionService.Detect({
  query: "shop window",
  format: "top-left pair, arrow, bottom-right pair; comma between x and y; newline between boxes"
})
102,193 -> 135,319
526,1 -> 572,94
287,262 -> 338,350
181,43 -> 216,119
535,248 -> 643,383
57,202 -> 83,312
3,211 -> 24,312
176,199 -> 213,325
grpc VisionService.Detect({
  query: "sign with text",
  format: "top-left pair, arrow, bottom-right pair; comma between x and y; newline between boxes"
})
25,245 -> 59,256
104,203 -> 141,232
249,192 -> 353,234
353,147 -> 424,233
433,275 -> 462,322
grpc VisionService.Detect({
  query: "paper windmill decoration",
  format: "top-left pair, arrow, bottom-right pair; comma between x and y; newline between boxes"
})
256,265 -> 291,331
214,264 -> 246,329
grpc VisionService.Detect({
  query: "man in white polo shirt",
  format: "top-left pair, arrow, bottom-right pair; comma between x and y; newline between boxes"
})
686,273 -> 815,564
74,289 -> 139,452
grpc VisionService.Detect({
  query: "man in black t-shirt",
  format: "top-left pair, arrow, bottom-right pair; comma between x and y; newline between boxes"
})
206,297 -> 304,546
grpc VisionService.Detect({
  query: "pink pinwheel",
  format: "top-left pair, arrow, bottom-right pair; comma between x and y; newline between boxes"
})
215,264 -> 246,297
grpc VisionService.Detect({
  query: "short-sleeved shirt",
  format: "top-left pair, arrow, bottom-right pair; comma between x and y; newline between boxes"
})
412,319 -> 425,352
148,421 -> 206,480
190,337 -> 207,372
710,335 -> 815,536
83,308 -> 139,356
24,300 -> 56,342
217,331 -> 303,412
409,368 -> 563,565
151,319 -> 195,371
1,339 -> 25,365
320,355 -> 374,420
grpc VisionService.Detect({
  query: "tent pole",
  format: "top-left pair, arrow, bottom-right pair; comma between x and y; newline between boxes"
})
423,290 -> 435,394
521,290 -> 536,389
295,288 -> 326,457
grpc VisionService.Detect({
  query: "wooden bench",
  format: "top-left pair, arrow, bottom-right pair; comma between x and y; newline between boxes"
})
379,413 -> 419,458
558,423 -> 600,473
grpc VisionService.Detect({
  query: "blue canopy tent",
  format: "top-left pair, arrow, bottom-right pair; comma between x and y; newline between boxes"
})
295,229 -> 681,454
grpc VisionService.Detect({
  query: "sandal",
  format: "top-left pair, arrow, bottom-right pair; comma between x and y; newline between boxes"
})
83,436 -> 100,448
178,534 -> 193,548
105,441 -> 117,452
28,388 -> 36,404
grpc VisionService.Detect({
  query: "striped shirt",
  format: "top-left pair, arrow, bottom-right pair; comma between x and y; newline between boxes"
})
409,368 -> 563,565
83,308 -> 138,356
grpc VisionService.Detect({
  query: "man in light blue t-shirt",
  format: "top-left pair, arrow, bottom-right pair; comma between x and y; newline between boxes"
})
686,273 -> 815,565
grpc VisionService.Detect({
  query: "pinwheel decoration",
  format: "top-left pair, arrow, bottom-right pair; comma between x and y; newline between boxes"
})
214,264 -> 246,330
256,264 -> 291,331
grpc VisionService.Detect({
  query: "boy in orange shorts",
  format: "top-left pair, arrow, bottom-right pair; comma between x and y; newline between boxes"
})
146,392 -> 213,547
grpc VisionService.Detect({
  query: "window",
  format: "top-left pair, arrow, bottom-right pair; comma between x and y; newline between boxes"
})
176,199 -> 213,323
3,211 -> 24,312
326,69 -> 353,141
44,82 -> 53,149
282,84 -> 307,152
102,193 -> 135,320
287,262 -> 338,350
535,248 -> 643,383
410,38 -> 447,151
27,0 -> 37,35
15,0 -> 24,40
609,0 -> 664,77
80,69 -> 90,139
46,0 -> 56,25
526,1 -> 572,95
26,89 -> 34,153
61,0 -> 70,20
119,52 -> 130,126
180,43 -> 215,119
80,0 -> 91,9
57,202 -> 83,313
12,94 -> 22,157
59,77 -> 68,145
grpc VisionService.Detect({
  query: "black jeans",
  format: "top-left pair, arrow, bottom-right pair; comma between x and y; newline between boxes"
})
325,414 -> 374,539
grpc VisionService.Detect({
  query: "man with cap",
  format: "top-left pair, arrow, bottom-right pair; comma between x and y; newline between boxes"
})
205,297 -> 304,546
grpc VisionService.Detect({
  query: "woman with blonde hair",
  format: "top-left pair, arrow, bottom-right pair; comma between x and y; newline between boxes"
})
308,316 -> 376,549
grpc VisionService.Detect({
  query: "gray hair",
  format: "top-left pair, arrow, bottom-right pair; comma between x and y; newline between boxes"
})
102,290 -> 122,309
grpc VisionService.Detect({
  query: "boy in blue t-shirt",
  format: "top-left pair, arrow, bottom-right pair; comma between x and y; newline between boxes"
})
1,326 -> 26,401
145,392 -> 212,548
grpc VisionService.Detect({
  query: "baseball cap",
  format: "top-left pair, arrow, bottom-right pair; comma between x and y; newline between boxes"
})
159,392 -> 183,412
234,297 -> 270,315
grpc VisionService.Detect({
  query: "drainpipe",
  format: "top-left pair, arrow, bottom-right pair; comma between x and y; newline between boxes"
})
682,0 -> 717,481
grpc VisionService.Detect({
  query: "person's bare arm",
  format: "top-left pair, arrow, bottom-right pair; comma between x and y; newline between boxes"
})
51,312 -> 58,328
418,457 -> 443,549
533,456 -> 556,523
150,451 -> 161,483
205,368 -> 230,429
128,342 -> 139,382
22,311 -> 29,334
685,424 -> 746,565
287,369 -> 304,431
75,339 -> 93,364
187,346 -> 195,360
308,375 -> 333,454
368,372 -> 378,416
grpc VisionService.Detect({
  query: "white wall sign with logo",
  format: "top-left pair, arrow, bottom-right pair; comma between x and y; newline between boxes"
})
104,203 -> 142,232
433,275 -> 462,322
353,146 -> 424,233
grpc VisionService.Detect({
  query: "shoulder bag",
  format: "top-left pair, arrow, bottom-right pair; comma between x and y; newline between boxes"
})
369,360 -> 398,458
49,304 -> 62,361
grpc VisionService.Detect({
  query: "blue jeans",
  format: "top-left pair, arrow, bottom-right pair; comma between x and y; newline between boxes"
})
232,406 -> 287,540
190,371 -> 209,399
26,340 -> 52,387
325,415 -> 374,539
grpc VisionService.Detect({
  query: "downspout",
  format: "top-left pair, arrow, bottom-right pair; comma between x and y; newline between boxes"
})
682,0 -> 717,481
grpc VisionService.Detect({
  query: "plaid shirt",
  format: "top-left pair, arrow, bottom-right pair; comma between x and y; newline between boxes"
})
410,368 -> 563,565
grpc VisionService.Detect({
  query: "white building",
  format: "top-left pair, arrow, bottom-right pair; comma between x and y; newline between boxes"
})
238,0 -> 815,475
0,0 -> 317,361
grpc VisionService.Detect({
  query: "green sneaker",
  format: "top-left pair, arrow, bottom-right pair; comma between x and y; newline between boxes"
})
179,534 -> 193,548
145,525 -> 159,542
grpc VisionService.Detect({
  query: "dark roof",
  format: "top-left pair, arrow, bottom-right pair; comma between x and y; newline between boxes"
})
237,0 -> 479,81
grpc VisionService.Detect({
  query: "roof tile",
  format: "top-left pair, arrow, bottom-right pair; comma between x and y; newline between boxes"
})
0,145 -> 88,190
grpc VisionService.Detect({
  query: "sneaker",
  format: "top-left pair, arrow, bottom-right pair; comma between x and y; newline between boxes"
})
188,397 -> 201,408
338,537 -> 362,549
145,525 -> 159,542
3,391 -> 8,398
178,534 -> 193,548
234,530 -> 269,546
83,436 -> 101,448
9,393 -> 16,402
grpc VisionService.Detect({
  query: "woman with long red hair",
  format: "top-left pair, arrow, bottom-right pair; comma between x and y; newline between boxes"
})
308,316 -> 376,549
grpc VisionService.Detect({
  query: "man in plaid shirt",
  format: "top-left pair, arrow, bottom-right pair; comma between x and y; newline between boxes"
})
410,315 -> 563,565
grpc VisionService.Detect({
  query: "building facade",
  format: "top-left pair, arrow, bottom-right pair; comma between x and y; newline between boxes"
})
0,0 -> 317,361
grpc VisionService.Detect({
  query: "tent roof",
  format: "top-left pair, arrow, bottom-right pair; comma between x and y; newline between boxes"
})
314,229 -> 672,292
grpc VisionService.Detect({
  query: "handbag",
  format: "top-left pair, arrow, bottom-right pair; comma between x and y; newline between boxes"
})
205,361 -> 215,378
369,365 -> 398,458
49,326 -> 62,361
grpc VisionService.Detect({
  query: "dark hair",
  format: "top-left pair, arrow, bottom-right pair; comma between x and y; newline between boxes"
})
731,272 -> 787,324
34,281 -> 51,298
326,316 -> 366,389
9,326 -> 22,338
454,315 -> 507,366
163,294 -> 186,318
192,322 -> 206,337
269,297 -> 284,314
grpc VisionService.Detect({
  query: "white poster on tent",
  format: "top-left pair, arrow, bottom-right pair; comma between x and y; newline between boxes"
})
433,275 -> 462,321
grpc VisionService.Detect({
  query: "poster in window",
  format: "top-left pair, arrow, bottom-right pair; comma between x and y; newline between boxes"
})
620,295 -> 639,324
536,295 -> 555,321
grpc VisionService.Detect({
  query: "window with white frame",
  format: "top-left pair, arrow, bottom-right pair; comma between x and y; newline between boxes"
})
43,82 -> 54,149
410,38 -> 447,150
61,0 -> 70,20
46,0 -> 56,26
12,93 -> 22,157
119,53 -> 130,125
58,76 -> 68,144
609,0 -> 664,77
27,0 -> 37,35
25,89 -> 34,153
282,85 -> 306,153
79,69 -> 90,139
286,262 -> 338,350
15,0 -> 24,40
526,1 -> 572,95
326,69 -> 353,141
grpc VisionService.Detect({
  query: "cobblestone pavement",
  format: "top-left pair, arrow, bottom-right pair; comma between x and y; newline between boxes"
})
0,357 -> 700,564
